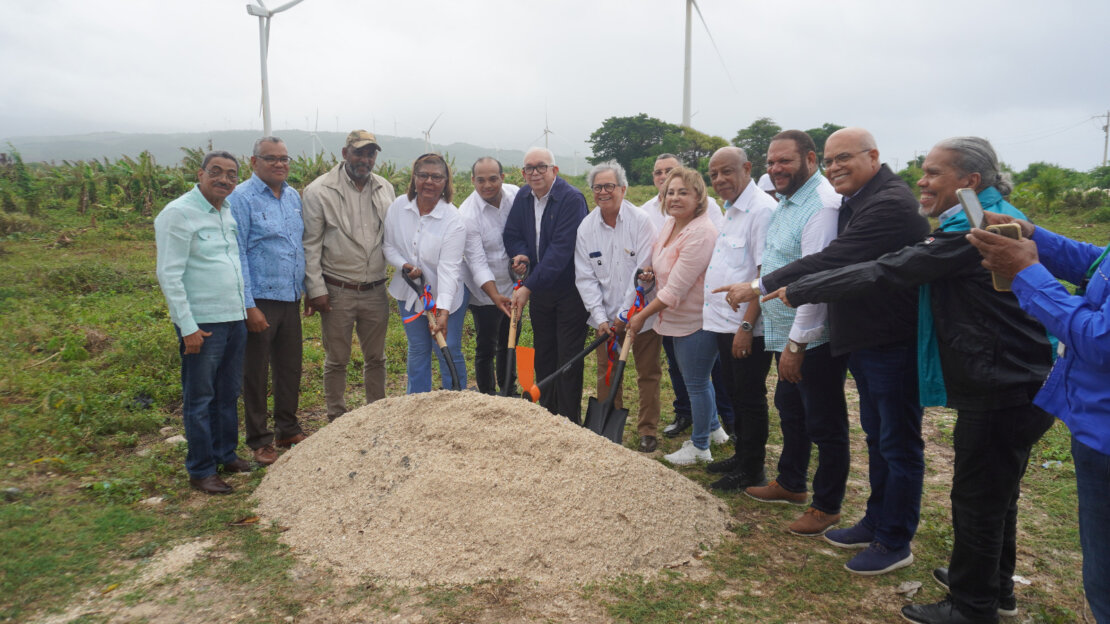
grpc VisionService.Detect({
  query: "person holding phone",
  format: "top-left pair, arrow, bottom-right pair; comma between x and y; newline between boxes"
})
969,215 -> 1110,624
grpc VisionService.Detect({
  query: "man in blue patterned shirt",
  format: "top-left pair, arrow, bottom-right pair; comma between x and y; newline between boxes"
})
229,137 -> 307,466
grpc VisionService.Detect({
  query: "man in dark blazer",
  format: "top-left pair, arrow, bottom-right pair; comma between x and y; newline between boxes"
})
503,147 -> 590,422
758,128 -> 932,575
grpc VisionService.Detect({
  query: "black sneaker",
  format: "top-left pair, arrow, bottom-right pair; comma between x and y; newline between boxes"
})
662,415 -> 692,438
901,599 -> 982,624
932,568 -> 1017,617
706,453 -> 741,474
709,470 -> 766,493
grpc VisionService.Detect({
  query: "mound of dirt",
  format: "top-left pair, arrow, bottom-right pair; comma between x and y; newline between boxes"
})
254,391 -> 731,586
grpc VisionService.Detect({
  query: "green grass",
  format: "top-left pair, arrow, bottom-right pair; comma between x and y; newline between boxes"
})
0,191 -> 1099,622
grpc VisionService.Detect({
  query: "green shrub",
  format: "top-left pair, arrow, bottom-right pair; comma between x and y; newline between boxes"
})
0,212 -> 40,235
44,263 -> 133,294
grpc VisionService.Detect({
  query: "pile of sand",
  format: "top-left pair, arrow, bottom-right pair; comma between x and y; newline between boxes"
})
254,391 -> 731,586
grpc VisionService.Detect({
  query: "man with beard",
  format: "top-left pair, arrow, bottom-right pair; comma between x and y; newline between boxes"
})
155,150 -> 251,494
302,130 -> 396,420
718,130 -> 849,539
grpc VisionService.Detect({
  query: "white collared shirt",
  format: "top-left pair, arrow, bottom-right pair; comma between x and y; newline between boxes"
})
458,183 -> 520,305
533,189 -> 550,244
639,194 -> 725,232
383,196 -> 468,313
703,180 -> 776,335
574,200 -> 658,332
786,179 -> 841,344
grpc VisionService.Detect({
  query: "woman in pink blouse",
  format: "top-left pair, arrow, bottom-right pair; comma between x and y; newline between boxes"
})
628,167 -> 729,464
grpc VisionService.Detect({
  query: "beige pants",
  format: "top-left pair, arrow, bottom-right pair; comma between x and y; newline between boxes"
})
319,283 -> 390,420
594,328 -> 663,437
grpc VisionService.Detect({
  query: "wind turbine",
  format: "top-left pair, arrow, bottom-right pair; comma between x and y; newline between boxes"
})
681,0 -> 738,128
542,112 -> 554,149
422,113 -> 444,153
246,0 -> 306,136
308,108 -> 323,158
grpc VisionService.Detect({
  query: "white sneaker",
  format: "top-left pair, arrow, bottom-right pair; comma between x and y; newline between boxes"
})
663,440 -> 712,465
709,426 -> 730,445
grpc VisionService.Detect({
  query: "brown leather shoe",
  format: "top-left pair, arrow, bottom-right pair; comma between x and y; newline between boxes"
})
275,432 -> 308,448
189,474 -> 232,494
745,480 -> 808,505
220,458 -> 252,473
638,436 -> 658,453
788,507 -> 841,537
252,445 -> 278,465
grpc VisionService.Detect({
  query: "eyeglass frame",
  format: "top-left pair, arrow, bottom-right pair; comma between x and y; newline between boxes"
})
821,149 -> 872,169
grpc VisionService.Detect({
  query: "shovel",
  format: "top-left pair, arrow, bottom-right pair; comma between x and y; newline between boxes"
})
501,260 -> 531,396
523,334 -> 608,403
584,330 -> 633,444
401,268 -> 461,390
583,269 -> 652,443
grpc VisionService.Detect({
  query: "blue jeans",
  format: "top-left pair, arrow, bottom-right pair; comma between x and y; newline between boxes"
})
849,343 -> 924,550
178,321 -> 245,479
1072,437 -> 1110,623
662,335 -> 735,425
672,330 -> 722,450
774,343 -> 850,514
399,289 -> 468,393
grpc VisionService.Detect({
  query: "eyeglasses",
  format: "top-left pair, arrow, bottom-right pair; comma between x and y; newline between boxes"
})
522,164 -> 551,175
653,167 -> 675,177
204,167 -> 238,181
821,149 -> 871,169
258,155 -> 291,164
415,172 -> 447,182
592,183 -> 619,193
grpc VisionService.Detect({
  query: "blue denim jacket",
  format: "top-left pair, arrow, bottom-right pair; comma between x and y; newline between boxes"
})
228,174 -> 305,307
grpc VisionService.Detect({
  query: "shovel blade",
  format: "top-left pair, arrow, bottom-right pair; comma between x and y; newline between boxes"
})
516,346 -> 535,392
584,396 -> 607,435
601,407 -> 629,445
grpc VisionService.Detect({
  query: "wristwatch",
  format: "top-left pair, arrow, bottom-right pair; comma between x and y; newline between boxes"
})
739,321 -> 754,332
787,340 -> 803,353
749,278 -> 760,292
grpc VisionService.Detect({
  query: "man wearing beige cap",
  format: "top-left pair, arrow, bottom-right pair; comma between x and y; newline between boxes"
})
302,130 -> 396,420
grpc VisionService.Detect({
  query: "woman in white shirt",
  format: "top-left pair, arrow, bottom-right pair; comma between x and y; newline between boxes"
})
383,153 -> 469,393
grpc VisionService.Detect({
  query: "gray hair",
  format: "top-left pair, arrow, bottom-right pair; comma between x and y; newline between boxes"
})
934,136 -> 1013,196
252,136 -> 284,157
586,160 -> 628,188
524,147 -> 556,167
201,150 -> 238,171
655,153 -> 683,165
471,156 -> 503,176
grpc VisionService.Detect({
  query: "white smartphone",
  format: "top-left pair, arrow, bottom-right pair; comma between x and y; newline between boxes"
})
956,188 -> 985,229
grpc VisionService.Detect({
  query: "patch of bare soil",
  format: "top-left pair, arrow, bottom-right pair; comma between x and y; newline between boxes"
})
254,391 -> 732,586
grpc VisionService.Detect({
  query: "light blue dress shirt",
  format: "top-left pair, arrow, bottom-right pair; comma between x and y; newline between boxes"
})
155,185 -> 246,336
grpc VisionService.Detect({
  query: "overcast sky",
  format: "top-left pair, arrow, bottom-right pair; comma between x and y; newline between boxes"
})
2,0 -> 1108,172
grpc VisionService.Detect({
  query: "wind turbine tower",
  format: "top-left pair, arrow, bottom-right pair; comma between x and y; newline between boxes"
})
682,0 -> 693,127
246,0 -> 306,136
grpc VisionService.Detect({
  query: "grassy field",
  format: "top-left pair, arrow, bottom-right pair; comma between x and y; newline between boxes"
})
0,188 -> 1105,623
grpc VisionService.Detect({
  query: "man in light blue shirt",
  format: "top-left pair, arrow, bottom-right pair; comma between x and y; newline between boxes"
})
229,137 -> 307,466
155,150 -> 249,495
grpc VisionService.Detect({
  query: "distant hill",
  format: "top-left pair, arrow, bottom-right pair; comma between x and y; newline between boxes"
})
2,130 -> 589,172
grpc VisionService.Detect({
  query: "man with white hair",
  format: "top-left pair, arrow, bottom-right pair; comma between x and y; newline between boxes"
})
503,148 -> 590,422
575,160 -> 661,451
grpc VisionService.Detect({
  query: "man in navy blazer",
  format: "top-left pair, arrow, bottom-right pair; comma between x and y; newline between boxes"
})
503,147 -> 590,422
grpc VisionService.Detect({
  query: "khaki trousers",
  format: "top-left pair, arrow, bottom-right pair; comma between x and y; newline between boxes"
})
594,328 -> 663,437
319,282 -> 389,420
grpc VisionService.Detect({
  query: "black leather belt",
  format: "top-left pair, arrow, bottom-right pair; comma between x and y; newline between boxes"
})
323,275 -> 387,291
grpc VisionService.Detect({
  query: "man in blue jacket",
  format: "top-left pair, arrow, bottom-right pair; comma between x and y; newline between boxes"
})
503,147 -> 589,422
969,215 -> 1110,624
